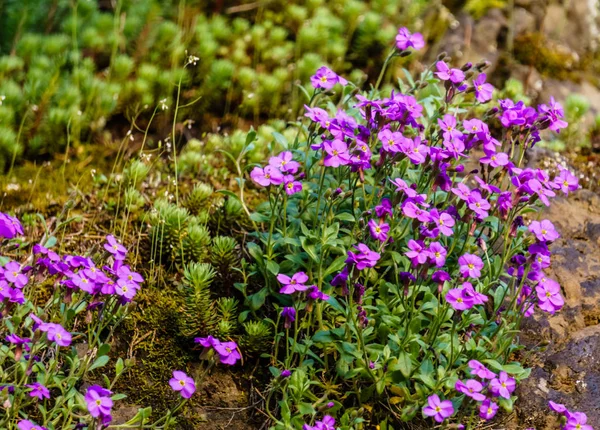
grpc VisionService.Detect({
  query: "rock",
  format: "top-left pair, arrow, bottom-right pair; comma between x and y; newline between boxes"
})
516,190 -> 600,428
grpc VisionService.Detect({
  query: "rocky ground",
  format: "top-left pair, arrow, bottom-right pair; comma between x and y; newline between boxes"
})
515,190 -> 600,429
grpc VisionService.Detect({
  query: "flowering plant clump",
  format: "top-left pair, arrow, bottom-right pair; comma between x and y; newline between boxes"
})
241,26 -> 585,429
0,218 -> 213,429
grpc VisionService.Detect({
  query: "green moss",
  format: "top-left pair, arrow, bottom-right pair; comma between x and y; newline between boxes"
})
513,33 -> 579,80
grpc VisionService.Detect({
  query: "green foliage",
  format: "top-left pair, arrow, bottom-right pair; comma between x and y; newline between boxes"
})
179,262 -> 217,337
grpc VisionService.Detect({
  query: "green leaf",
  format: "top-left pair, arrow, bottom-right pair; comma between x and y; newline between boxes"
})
245,127 -> 257,146
334,212 -> 355,222
111,393 -> 127,401
248,288 -> 268,311
266,260 -> 280,275
389,352 -> 413,378
312,330 -> 334,343
115,358 -> 124,375
249,212 -> 270,223
89,355 -> 110,372
323,255 -> 347,278
272,131 -> 288,148
298,402 -> 316,415
97,343 -> 110,357
247,242 -> 264,263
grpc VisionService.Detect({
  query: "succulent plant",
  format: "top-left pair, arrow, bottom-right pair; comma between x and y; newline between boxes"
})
179,262 -> 217,338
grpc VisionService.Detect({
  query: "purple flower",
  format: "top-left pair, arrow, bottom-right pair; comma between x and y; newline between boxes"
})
169,370 -> 196,398
346,243 -> 380,270
446,288 -> 474,311
214,341 -> 241,365
554,169 -> 579,195
548,401 -> 567,414
467,191 -> 491,220
311,66 -> 347,90
436,61 -> 465,84
395,27 -> 425,51
6,334 -> 30,345
281,307 -> 296,329
323,140 -> 351,167
489,371 -> 516,399
284,178 -> 303,195
4,261 -> 28,288
463,282 -> 488,305
281,369 -> 292,378
529,219 -> 560,242
430,209 -> 455,237
468,360 -> 496,379
458,253 -> 484,279
480,399 -> 499,420
269,151 -> 300,174
303,415 -> 336,430
85,385 -> 113,419
405,239 -> 429,266
250,165 -> 284,187
115,278 -> 137,300
304,106 -> 331,128
391,178 -> 417,197
455,379 -> 486,401
538,96 -> 568,133
307,285 -> 330,301
536,279 -> 564,314
194,335 -> 219,348
104,235 -> 127,260
402,136 -> 430,164
378,129 -> 403,153
277,272 -> 309,294
402,201 -> 431,223
422,394 -> 454,423
368,219 -> 390,242
565,412 -> 593,430
0,212 -> 23,239
45,323 -> 72,347
26,382 -> 50,400
480,150 -> 509,168
473,74 -> 494,103
17,420 -> 47,430
375,198 -> 393,219
428,242 -> 447,267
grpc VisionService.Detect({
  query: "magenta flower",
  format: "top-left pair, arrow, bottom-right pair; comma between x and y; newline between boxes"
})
565,412 -> 593,430
277,272 -> 309,294
458,253 -> 484,279
395,27 -> 425,51
489,371 -> 516,399
403,136 -> 430,164
428,242 -> 447,267
368,219 -> 390,242
451,183 -> 471,201
468,360 -> 496,379
17,420 -> 47,430
281,369 -> 292,378
455,379 -> 486,401
85,385 -> 113,419
284,178 -> 303,195
303,415 -> 336,430
479,399 -> 499,420
104,235 -> 127,260
71,273 -> 95,294
435,61 -> 465,84
115,278 -> 137,300
422,394 -> 454,423
45,323 -> 72,347
346,243 -> 380,270
323,139 -> 351,167
405,239 -> 429,266
536,279 -> 564,314
6,333 -> 30,345
529,219 -> 560,242
446,288 -> 474,311
4,261 -> 28,288
438,114 -> 462,140
269,151 -> 300,174
430,209 -> 455,237
304,105 -> 331,128
402,201 -> 431,223
538,96 -> 568,133
281,307 -> 296,329
378,129 -> 403,153
214,341 -> 241,365
0,212 -> 23,239
467,191 -> 491,219
391,178 -> 417,197
554,169 -> 579,195
307,285 -> 330,301
194,335 -> 219,348
480,150 -> 509,168
310,66 -> 347,90
169,370 -> 196,398
250,165 -> 284,187
463,282 -> 488,305
473,74 -> 494,103
548,401 -> 567,414
26,383 -> 50,400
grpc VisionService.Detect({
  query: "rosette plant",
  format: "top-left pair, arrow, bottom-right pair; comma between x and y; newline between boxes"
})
242,28 -> 580,429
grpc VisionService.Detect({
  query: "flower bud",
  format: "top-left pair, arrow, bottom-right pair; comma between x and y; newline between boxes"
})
399,50 -> 412,57
461,62 -> 473,71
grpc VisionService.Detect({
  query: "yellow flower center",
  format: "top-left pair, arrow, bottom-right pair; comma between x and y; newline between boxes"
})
375,227 -> 381,233
320,76 -> 328,83
541,229 -> 547,235
468,263 -> 474,269
96,399 -> 102,406
435,252 -> 441,257
333,150 -> 339,156
435,406 -> 441,412
179,380 -> 186,386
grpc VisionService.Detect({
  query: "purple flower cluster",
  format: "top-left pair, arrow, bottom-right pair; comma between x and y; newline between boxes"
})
32,234 -> 143,303
195,336 -> 241,366
310,67 -> 347,90
423,362 -> 516,424
0,212 -> 23,240
251,151 -> 303,195
395,27 -> 424,51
